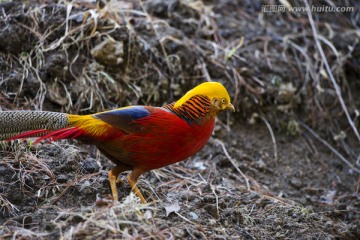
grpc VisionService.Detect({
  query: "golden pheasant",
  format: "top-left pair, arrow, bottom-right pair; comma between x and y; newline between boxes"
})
0,82 -> 234,203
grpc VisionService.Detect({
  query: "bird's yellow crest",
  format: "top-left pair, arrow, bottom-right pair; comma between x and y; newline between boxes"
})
174,82 -> 231,108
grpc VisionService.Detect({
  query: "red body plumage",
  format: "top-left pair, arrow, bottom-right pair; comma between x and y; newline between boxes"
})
97,108 -> 215,170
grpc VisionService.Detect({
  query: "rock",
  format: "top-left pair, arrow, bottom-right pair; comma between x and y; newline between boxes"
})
209,219 -> 217,225
289,177 -> 303,189
56,174 -> 68,183
91,37 -> 124,66
189,212 -> 199,220
82,157 -> 100,173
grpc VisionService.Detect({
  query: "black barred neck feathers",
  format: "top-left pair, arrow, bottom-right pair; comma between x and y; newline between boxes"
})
164,95 -> 212,123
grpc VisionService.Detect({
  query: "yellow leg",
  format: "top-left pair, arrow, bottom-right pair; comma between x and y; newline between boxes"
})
108,165 -> 130,203
127,168 -> 147,204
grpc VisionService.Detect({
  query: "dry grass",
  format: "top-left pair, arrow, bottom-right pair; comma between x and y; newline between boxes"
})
0,0 -> 360,239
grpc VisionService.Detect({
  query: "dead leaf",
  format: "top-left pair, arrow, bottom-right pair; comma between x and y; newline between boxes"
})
164,202 -> 181,217
144,210 -> 153,220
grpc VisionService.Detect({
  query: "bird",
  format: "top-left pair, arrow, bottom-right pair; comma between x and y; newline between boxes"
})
0,82 -> 234,203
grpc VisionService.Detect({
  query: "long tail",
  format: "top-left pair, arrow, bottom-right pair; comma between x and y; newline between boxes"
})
0,111 -> 71,141
0,111 -> 121,143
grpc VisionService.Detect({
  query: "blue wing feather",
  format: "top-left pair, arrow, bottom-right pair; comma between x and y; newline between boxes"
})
104,106 -> 150,119
93,106 -> 150,133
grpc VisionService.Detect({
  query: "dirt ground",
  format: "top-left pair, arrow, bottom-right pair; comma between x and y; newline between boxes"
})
0,0 -> 360,239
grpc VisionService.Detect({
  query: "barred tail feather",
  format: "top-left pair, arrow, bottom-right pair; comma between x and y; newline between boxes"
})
0,111 -> 70,141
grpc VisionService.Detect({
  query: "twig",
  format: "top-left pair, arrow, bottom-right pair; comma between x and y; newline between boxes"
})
258,114 -> 278,163
210,183 -> 219,217
304,0 -> 360,143
299,121 -> 360,174
212,138 -> 250,190
138,0 -> 172,72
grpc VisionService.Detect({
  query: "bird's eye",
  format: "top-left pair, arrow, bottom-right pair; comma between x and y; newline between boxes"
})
221,99 -> 226,103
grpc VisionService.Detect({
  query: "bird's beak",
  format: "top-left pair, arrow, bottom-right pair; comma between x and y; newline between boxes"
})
226,103 -> 235,112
